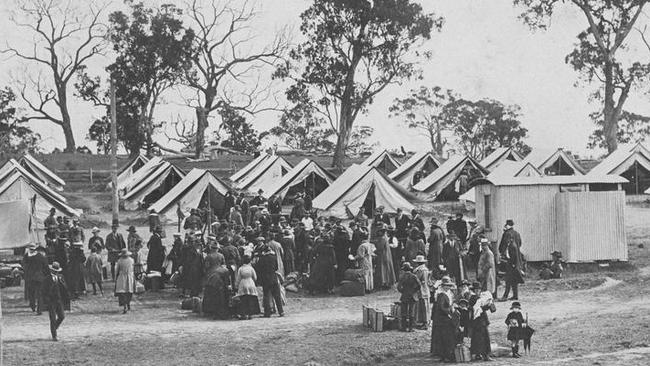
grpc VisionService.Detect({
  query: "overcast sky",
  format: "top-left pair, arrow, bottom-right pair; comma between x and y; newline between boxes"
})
2,0 -> 650,159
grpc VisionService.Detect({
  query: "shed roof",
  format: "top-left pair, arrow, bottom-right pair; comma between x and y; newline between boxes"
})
481,174 -> 627,187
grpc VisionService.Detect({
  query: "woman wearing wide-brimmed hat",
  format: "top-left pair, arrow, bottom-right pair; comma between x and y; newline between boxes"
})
430,276 -> 457,362
412,255 -> 431,329
114,248 -> 135,314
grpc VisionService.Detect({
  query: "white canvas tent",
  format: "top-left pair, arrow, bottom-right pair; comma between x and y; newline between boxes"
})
479,147 -> 523,172
18,153 -> 65,191
361,149 -> 401,175
230,152 -> 270,183
412,155 -> 488,201
312,164 -> 416,218
118,156 -> 164,193
110,154 -> 149,190
588,143 -> 650,195
235,155 -> 292,194
0,200 -> 37,249
488,160 -> 542,179
522,148 -> 586,176
261,159 -> 336,203
388,151 -> 440,188
0,159 -> 81,225
150,168 -> 231,221
122,161 -> 185,210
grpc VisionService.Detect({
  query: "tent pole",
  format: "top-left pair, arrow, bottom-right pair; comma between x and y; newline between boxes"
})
110,79 -> 119,225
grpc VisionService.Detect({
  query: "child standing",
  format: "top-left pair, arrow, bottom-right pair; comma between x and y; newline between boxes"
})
505,301 -> 526,358
85,246 -> 104,295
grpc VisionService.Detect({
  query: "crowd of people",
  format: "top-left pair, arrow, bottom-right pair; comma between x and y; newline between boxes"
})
22,192 -> 531,357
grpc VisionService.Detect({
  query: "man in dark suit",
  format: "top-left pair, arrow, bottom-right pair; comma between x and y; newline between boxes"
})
43,262 -> 69,341
105,221 -> 126,280
268,194 -> 282,225
499,219 -> 522,255
250,189 -> 267,207
147,226 -> 166,273
394,208 -> 411,244
257,245 -> 284,317
22,244 -> 50,314
450,213 -> 468,243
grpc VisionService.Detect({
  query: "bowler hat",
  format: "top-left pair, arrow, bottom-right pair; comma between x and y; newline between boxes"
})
127,226 -> 137,233
506,219 -> 514,226
510,301 -> 521,310
551,250 -> 563,258
440,276 -> 455,287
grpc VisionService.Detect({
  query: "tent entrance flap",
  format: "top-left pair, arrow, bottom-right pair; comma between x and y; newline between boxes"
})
141,169 -> 184,209
620,161 -> 650,195
282,172 -> 329,205
545,157 -> 575,176
199,184 -> 227,218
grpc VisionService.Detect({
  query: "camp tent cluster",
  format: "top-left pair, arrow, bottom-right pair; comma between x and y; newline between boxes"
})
0,156 -> 79,248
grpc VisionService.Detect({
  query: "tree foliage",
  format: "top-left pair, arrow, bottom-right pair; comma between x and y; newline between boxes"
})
346,125 -> 377,156
514,0 -> 649,153
212,104 -> 262,155
445,99 -> 530,160
588,110 -> 650,149
0,87 -> 40,155
267,103 -> 336,153
389,86 -> 457,156
276,0 -> 442,169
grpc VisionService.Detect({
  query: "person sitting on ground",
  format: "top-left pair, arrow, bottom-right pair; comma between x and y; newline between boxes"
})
505,301 -> 526,358
550,251 -> 564,279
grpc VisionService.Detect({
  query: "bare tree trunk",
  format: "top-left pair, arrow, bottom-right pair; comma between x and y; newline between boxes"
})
57,86 -> 76,152
603,60 -> 618,153
333,119 -> 352,172
195,106 -> 208,159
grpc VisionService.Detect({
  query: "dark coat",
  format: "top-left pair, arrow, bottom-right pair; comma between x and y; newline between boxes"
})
184,214 -> 203,231
105,232 -> 126,263
222,244 -> 241,266
504,241 -> 524,284
22,252 -> 49,283
250,195 -> 266,207
427,225 -> 445,270
411,216 -> 425,233
404,238 -> 425,262
499,228 -> 522,255
43,273 -> 70,311
450,219 -> 468,241
394,214 -> 411,239
268,198 -> 282,215
146,234 -> 166,273
256,253 -> 279,288
397,271 -> 420,303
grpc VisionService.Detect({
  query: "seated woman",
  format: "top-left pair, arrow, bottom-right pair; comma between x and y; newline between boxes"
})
202,260 -> 232,320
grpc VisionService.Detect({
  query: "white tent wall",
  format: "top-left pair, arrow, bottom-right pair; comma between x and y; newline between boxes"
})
236,156 -> 291,193
389,152 -> 439,188
19,154 -> 66,191
0,200 -> 35,249
112,154 -> 149,190
118,156 -> 163,193
0,176 -> 80,224
230,152 -> 269,183
261,159 -> 334,201
122,163 -> 185,210
150,169 -> 230,222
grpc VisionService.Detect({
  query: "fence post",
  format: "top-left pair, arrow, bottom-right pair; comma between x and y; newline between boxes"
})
89,167 -> 93,184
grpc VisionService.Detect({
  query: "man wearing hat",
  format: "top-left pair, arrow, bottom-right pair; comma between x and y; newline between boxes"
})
394,208 -> 411,245
67,241 -> 86,298
44,207 -> 57,230
105,220 -> 126,280
499,219 -> 522,255
126,226 -> 142,254
250,189 -> 267,207
410,209 -> 424,233
230,205 -> 244,227
397,262 -> 420,332
42,262 -> 69,341
148,209 -> 161,233
374,206 -> 391,227
257,244 -> 284,317
147,226 -> 166,274
22,243 -> 49,314
236,193 -> 250,226
501,232 -> 524,301
88,227 -> 104,253
184,209 -> 204,231
267,194 -> 282,225
477,238 -> 496,297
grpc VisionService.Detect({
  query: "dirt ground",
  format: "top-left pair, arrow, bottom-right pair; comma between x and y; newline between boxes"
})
2,205 -> 650,365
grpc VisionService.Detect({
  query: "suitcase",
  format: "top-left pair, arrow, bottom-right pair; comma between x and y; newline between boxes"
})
454,344 -> 471,363
362,305 -> 370,327
383,316 -> 399,330
369,308 -> 384,332
390,302 -> 401,318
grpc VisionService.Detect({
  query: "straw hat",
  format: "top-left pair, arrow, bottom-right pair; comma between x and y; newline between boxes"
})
440,276 -> 455,287
413,255 -> 427,264
91,227 -> 100,233
50,262 -> 63,273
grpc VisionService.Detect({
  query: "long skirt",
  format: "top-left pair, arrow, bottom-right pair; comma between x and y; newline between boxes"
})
470,320 -> 491,356
117,292 -> 133,306
237,294 -> 261,316
203,285 -> 231,320
414,298 -> 430,326
431,317 -> 455,360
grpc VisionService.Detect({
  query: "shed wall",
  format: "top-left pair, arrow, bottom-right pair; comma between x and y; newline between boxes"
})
555,191 -> 627,262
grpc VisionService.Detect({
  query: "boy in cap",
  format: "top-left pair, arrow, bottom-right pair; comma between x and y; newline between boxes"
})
43,262 -> 69,341
397,262 -> 420,332
505,301 -> 526,358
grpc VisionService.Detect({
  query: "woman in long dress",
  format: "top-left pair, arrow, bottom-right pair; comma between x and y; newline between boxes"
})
354,234 -> 374,293
470,291 -> 496,361
412,255 -> 431,329
114,248 -> 135,314
203,262 -> 232,320
235,255 -> 260,320
374,228 -> 395,290
309,238 -> 337,294
477,239 -> 496,296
